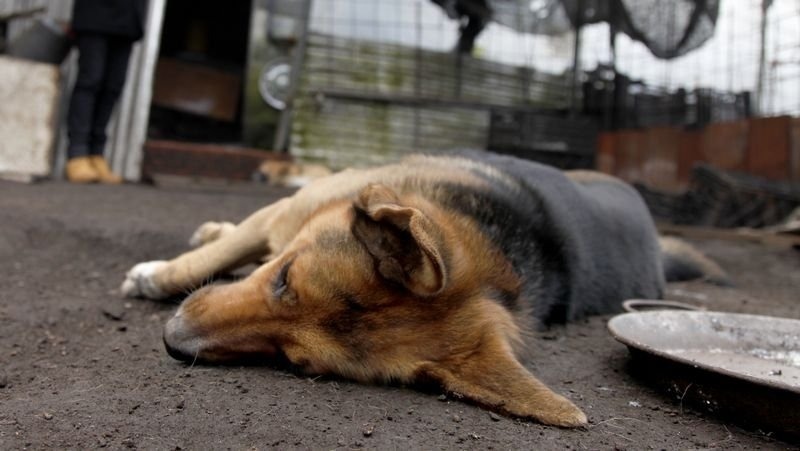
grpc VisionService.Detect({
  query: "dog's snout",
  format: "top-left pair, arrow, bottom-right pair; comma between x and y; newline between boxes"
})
163,314 -> 199,362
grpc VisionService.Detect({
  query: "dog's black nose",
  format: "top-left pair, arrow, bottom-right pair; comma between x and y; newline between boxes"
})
163,334 -> 194,362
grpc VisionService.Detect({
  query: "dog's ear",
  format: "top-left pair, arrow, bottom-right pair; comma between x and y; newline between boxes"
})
352,184 -> 446,297
417,334 -> 587,427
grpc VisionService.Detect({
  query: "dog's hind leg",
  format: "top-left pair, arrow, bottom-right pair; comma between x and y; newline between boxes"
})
188,221 -> 237,248
660,236 -> 732,286
122,198 -> 293,299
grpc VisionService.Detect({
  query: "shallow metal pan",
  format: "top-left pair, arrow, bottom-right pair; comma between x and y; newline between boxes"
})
608,309 -> 800,439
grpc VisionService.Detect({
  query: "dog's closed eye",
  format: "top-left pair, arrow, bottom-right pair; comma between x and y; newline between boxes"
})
273,260 -> 293,298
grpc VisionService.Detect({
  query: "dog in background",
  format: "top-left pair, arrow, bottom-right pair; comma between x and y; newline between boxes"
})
122,151 -> 727,427
257,159 -> 332,188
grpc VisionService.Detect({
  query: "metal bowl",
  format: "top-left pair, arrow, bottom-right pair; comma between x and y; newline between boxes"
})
608,310 -> 800,439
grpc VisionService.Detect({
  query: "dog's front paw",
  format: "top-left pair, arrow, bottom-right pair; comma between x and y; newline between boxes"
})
121,261 -> 168,299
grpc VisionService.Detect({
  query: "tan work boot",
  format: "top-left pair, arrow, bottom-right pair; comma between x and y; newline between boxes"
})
66,156 -> 100,183
90,156 -> 123,184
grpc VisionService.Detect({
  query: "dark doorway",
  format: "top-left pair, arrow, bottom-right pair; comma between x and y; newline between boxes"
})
148,0 -> 252,143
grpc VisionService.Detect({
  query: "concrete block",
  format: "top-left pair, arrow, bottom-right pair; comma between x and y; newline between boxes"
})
0,55 -> 60,181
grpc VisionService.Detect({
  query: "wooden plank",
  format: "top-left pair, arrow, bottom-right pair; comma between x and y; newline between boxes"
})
142,139 -> 285,181
292,97 -> 487,169
302,32 -> 568,108
313,88 -> 562,112
152,57 -> 242,122
293,103 -> 487,144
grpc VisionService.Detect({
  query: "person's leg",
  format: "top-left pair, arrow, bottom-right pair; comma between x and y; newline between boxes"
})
65,33 -> 108,182
89,36 -> 134,183
89,37 -> 133,157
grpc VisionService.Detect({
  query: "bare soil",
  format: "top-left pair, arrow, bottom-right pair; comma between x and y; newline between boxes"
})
1,179 -> 799,450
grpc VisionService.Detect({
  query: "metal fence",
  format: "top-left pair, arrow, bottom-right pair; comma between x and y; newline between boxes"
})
289,0 -> 799,170
581,0 -> 799,118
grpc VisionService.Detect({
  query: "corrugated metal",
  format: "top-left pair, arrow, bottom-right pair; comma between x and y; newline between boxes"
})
599,117 -> 798,189
613,130 -> 645,183
746,116 -> 791,181
595,133 -> 616,174
642,127 -> 679,191
700,120 -> 748,171
677,129 -> 700,186
791,118 -> 800,182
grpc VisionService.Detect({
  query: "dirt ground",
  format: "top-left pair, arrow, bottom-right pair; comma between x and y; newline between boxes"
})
1,179 -> 799,450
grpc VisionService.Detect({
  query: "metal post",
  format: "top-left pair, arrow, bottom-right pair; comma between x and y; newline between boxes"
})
755,0 -> 772,116
604,10 -> 617,131
569,0 -> 584,117
120,0 -> 166,181
414,0 -> 422,150
273,0 -> 312,152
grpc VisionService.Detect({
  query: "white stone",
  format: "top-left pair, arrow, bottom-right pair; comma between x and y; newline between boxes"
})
0,55 -> 60,180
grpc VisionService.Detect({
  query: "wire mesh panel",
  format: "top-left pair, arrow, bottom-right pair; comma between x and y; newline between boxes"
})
290,0 -> 574,169
577,0 -> 799,118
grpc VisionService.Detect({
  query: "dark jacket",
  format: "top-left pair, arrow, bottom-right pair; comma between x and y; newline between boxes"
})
71,0 -> 147,41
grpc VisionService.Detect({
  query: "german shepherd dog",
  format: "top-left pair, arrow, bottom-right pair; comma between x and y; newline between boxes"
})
121,151 -> 726,427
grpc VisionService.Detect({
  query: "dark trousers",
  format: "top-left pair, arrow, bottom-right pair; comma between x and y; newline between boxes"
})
67,33 -> 134,158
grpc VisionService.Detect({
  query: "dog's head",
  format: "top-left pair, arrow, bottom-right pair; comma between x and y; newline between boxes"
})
163,184 -> 586,427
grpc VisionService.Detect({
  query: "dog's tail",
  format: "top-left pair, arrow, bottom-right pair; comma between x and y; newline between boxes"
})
659,236 -> 733,287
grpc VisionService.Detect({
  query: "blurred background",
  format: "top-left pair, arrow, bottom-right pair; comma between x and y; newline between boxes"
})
1,0 -> 799,228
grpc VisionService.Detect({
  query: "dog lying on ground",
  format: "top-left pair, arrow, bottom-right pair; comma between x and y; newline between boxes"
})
121,150 -> 727,427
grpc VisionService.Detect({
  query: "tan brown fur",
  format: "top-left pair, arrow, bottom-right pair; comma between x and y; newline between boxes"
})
659,236 -> 731,285
258,160 -> 333,187
565,169 -> 628,185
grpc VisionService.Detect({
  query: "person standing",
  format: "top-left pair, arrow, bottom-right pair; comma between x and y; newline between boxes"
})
64,0 -> 147,184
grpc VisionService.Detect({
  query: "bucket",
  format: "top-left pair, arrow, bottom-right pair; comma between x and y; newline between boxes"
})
7,18 -> 72,65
